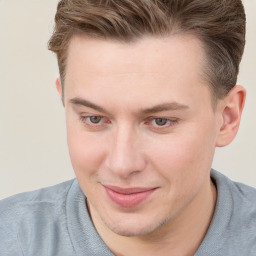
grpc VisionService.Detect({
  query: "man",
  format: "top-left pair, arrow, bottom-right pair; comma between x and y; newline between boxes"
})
0,0 -> 255,255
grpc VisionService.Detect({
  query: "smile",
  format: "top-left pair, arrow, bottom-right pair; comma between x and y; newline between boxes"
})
103,185 -> 157,208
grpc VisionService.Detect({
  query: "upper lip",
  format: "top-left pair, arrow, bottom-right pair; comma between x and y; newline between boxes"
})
103,185 -> 157,194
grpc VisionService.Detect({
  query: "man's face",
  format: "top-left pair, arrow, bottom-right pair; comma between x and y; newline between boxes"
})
63,34 -> 222,237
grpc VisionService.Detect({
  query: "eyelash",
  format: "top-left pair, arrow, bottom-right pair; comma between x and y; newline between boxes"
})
79,115 -> 179,130
79,115 -> 108,126
146,117 -> 179,130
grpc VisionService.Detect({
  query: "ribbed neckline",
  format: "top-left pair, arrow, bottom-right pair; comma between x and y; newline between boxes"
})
66,179 -> 114,256
195,169 -> 233,255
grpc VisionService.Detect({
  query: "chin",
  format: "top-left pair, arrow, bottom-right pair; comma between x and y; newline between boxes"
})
102,214 -> 169,237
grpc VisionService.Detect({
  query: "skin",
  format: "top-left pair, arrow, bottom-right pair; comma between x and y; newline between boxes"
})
56,34 -> 246,255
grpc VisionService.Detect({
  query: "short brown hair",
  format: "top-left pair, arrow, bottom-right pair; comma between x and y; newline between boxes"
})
48,0 -> 246,99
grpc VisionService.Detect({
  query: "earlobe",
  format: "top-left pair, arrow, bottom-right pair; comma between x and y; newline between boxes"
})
216,85 -> 246,147
55,77 -> 64,106
56,77 -> 62,97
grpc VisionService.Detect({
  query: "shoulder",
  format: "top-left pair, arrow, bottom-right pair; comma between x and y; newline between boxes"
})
0,179 -> 76,254
211,169 -> 256,206
0,178 -> 76,220
206,170 -> 256,254
0,179 -> 75,214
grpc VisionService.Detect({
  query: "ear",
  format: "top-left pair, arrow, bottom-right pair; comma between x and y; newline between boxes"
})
216,85 -> 246,147
55,77 -> 64,106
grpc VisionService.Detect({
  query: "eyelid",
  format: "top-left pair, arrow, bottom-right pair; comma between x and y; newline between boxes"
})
79,114 -> 111,129
73,104 -> 114,120
146,116 -> 178,122
145,116 -> 179,129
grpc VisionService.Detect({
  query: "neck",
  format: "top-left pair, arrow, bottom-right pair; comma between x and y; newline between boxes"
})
89,178 -> 216,256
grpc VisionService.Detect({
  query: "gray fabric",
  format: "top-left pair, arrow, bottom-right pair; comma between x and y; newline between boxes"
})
0,169 -> 255,255
195,170 -> 256,255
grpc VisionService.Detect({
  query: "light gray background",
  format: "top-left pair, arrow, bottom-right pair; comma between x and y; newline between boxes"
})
0,0 -> 255,199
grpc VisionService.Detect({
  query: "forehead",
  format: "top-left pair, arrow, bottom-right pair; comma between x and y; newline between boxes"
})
64,34 -> 212,111
66,33 -> 206,76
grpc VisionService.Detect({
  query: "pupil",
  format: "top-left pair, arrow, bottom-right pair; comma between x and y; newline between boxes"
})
90,116 -> 101,124
155,118 -> 167,126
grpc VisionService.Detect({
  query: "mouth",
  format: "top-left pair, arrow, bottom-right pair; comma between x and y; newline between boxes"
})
103,185 -> 158,208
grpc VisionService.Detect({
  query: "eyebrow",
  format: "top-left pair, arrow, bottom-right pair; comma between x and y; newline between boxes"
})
141,102 -> 189,114
69,97 -> 189,115
70,97 -> 110,114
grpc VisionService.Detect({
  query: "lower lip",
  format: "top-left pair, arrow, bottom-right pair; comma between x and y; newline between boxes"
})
104,187 -> 156,208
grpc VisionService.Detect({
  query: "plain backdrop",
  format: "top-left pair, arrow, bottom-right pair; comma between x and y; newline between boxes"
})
0,0 -> 256,199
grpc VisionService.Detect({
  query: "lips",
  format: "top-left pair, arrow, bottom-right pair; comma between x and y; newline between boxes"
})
103,185 -> 157,208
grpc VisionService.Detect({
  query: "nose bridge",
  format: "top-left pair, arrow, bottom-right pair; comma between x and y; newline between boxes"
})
107,122 -> 145,177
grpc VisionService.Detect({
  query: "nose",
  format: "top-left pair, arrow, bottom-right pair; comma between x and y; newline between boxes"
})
106,125 -> 147,179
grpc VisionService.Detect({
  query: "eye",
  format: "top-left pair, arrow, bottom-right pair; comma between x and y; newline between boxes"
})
145,117 -> 179,131
79,114 -> 112,131
80,115 -> 106,126
153,118 -> 169,126
88,116 -> 102,124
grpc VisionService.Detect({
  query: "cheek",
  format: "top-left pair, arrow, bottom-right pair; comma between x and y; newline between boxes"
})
148,126 -> 216,186
66,124 -> 106,178
146,133 -> 215,209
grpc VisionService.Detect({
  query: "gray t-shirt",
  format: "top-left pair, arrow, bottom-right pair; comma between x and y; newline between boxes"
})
0,169 -> 256,255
